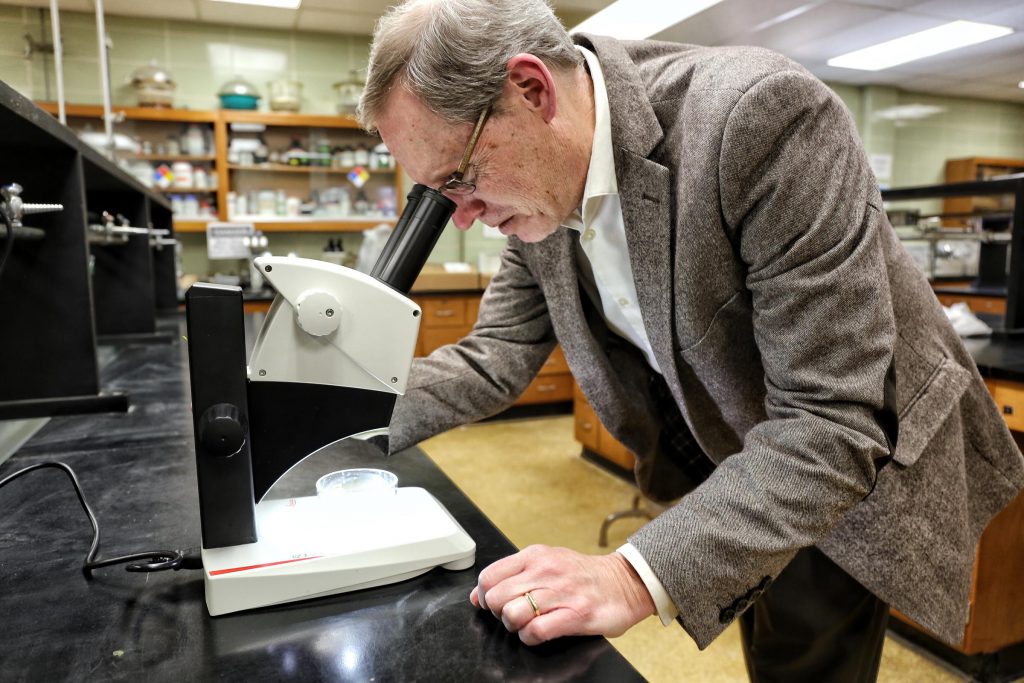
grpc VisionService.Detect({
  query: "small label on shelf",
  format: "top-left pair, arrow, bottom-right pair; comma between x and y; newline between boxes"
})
207,222 -> 255,259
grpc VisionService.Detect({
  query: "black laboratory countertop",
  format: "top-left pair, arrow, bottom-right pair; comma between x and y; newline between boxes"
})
0,314 -> 641,682
964,333 -> 1024,383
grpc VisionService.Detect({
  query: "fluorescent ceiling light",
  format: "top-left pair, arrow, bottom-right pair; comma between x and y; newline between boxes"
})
211,0 -> 301,8
1019,80 -> 1024,89
827,20 -> 1013,71
572,0 -> 725,41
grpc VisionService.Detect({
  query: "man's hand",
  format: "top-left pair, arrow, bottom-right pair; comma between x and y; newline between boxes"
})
469,544 -> 656,645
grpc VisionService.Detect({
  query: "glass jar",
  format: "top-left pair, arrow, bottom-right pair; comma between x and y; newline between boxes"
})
333,70 -> 364,116
267,80 -> 302,112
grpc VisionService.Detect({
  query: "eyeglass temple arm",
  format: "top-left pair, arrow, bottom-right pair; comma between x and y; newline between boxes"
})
455,107 -> 490,177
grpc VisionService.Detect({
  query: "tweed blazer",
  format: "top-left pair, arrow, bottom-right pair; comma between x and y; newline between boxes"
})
388,34 -> 1024,649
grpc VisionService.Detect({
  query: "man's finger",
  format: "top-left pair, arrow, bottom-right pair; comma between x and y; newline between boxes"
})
518,609 -> 581,646
500,593 -> 539,633
475,550 -> 536,614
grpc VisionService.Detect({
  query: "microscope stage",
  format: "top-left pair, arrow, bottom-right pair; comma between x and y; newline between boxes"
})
201,487 -> 476,616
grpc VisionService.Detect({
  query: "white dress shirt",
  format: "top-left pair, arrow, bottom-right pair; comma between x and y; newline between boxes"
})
567,46 -> 677,626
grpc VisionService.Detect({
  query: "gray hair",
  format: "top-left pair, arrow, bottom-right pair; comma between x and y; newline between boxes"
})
358,0 -> 582,132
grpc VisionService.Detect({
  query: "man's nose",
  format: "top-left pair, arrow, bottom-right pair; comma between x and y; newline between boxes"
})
451,196 -> 484,231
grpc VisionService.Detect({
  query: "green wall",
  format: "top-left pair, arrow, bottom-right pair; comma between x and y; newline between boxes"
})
0,5 -> 370,113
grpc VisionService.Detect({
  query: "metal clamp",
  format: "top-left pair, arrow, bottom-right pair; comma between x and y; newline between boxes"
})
1,183 -> 64,228
88,212 -> 174,246
1,183 -> 63,239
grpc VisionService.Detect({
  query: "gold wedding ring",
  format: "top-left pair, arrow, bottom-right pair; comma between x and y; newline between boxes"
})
524,591 -> 541,617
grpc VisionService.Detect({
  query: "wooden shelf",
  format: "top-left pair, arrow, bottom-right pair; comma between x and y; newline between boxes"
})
227,163 -> 394,175
36,101 -> 218,123
160,187 -> 217,194
175,216 -> 398,233
36,103 -> 360,129
173,219 -> 215,233
250,217 -> 395,233
124,154 -> 216,162
36,101 -> 402,229
220,110 -> 363,129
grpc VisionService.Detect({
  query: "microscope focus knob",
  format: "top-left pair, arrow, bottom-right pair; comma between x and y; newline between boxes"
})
295,289 -> 341,337
198,403 -> 245,457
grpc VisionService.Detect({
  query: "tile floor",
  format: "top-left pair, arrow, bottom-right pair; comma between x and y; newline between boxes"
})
419,415 -> 969,683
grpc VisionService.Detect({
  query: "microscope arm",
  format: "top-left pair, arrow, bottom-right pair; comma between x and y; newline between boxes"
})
187,185 -> 455,550
245,256 -> 422,501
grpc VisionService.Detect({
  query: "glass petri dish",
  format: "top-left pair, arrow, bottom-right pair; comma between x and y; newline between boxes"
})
316,468 -> 398,498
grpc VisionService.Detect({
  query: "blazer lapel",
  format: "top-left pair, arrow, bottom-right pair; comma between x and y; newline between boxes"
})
576,32 -> 685,398
524,231 -> 619,397
616,154 -> 681,390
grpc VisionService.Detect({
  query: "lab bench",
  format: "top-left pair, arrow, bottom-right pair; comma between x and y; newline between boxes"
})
0,313 -> 641,682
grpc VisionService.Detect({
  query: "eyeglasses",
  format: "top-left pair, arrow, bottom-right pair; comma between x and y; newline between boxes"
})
438,106 -> 490,196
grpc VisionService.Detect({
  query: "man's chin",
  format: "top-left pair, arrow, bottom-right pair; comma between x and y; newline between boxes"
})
504,220 -> 561,244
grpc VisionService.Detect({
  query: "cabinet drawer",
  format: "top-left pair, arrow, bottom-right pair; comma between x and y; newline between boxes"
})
990,380 -> 1024,432
935,294 -> 1006,316
538,346 -> 569,376
466,298 -> 481,326
598,425 -> 636,470
516,374 -> 573,405
574,396 -> 600,451
420,299 -> 467,327
420,326 -> 472,355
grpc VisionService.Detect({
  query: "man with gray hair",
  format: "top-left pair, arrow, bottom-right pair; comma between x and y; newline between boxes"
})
359,0 -> 1024,679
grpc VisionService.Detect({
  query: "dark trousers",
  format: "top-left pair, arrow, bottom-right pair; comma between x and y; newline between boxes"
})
739,546 -> 890,683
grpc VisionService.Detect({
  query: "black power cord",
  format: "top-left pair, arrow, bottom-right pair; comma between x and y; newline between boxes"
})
0,461 -> 202,576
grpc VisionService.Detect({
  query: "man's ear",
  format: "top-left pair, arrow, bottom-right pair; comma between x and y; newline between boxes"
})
506,54 -> 557,123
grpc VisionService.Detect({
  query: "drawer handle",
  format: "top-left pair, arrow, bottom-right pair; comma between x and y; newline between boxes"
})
1004,405 -> 1014,415
537,384 -> 557,392
580,421 -> 593,430
434,309 -> 456,317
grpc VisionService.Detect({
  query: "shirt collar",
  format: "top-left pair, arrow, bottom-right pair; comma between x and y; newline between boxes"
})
564,45 -> 617,232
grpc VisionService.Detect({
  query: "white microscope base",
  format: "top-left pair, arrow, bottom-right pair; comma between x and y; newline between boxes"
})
201,487 -> 476,616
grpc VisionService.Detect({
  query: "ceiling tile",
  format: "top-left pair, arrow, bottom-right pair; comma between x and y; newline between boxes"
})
295,9 -> 378,35
653,0 -> 817,45
921,46 -> 1024,80
299,0 -> 390,11
973,3 -> 1024,30
102,0 -> 198,21
944,79 -> 1023,100
554,0 -> 615,11
11,0 -> 93,10
896,0 -> 1023,23
841,0 -> 929,10
727,3 -> 900,59
197,2 -> 298,29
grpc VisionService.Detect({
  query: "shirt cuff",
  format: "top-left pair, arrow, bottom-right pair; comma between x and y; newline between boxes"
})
617,543 -> 678,626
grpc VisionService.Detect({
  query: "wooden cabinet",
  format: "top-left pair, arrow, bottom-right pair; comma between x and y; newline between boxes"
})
573,384 -> 635,470
934,291 -> 1007,316
944,156 -> 1024,226
411,291 -> 571,406
520,347 -> 573,403
987,378 -> 1024,432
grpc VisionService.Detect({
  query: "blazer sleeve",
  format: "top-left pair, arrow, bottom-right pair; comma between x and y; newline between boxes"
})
387,239 -> 558,453
628,69 -> 897,648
